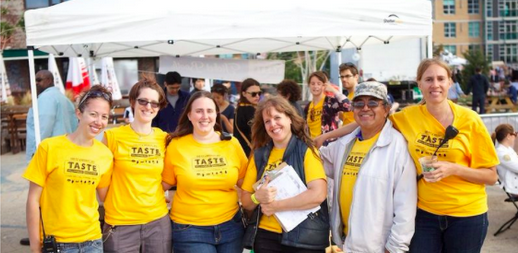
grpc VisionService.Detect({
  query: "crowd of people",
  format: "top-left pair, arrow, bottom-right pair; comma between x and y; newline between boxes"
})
23,58 -> 517,253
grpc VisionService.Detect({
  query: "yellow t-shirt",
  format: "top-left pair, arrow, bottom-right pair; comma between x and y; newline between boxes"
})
308,98 -> 324,138
340,132 -> 379,236
23,135 -> 113,243
242,147 -> 326,233
103,125 -> 168,225
390,100 -> 499,216
341,91 -> 355,126
162,134 -> 248,225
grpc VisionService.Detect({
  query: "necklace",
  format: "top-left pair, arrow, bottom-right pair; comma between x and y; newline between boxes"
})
130,124 -> 153,139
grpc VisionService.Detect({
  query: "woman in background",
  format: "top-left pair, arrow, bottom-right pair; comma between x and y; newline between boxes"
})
234,78 -> 262,156
492,123 -> 518,197
211,83 -> 235,133
25,85 -> 113,253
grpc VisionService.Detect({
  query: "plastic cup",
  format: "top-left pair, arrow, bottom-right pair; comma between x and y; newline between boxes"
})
419,156 -> 438,182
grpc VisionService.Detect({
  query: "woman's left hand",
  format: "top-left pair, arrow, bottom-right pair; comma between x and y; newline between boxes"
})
260,201 -> 278,216
425,161 -> 458,182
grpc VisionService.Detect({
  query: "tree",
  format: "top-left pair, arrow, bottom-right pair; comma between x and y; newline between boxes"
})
1,0 -> 24,50
460,49 -> 491,90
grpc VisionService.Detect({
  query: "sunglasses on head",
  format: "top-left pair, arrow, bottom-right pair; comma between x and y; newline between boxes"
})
137,98 -> 160,109
78,90 -> 112,108
352,100 -> 385,109
247,91 -> 262,97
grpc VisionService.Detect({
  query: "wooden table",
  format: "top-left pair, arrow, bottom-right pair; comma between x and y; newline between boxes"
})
486,95 -> 517,113
1,106 -> 30,154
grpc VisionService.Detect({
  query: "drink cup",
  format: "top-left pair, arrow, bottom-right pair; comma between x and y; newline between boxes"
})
419,156 -> 437,182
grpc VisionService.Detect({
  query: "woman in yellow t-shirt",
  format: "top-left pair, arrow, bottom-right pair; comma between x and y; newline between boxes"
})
241,96 -> 329,253
315,59 -> 499,253
102,76 -> 171,253
162,91 -> 248,253
24,85 -> 114,253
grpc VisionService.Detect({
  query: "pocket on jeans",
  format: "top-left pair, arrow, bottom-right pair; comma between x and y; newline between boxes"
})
172,221 -> 192,231
91,239 -> 103,250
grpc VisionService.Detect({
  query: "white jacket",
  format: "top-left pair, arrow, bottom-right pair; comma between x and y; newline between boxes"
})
496,144 -> 518,195
320,120 -> 417,253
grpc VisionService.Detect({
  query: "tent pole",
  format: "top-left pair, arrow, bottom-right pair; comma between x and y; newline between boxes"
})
427,36 -> 433,59
28,46 -> 42,145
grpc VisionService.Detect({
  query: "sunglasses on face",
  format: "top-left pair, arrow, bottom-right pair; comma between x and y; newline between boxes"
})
352,100 -> 385,109
78,90 -> 112,108
136,98 -> 160,109
246,91 -> 262,97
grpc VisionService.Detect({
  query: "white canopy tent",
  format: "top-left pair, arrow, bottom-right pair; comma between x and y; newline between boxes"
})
24,0 -> 432,144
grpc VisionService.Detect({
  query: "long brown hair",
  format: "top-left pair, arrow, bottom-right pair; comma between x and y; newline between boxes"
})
251,96 -> 317,155
491,123 -> 515,144
168,91 -> 224,140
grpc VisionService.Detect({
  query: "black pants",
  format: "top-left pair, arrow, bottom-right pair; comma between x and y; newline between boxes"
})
472,95 -> 485,114
254,229 -> 324,253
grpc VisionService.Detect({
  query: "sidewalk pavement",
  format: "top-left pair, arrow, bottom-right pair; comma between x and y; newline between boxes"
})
2,151 -> 518,252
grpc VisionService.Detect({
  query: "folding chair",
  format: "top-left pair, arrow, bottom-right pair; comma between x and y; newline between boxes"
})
494,179 -> 518,236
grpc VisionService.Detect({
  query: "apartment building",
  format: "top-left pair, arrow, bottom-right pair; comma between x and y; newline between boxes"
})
433,0 -> 517,66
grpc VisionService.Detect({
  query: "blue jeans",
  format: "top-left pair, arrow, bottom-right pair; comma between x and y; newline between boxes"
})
56,239 -> 103,253
172,212 -> 244,253
409,209 -> 488,253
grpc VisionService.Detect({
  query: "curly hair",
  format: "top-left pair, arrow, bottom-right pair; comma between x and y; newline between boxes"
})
276,79 -> 301,102
251,96 -> 317,156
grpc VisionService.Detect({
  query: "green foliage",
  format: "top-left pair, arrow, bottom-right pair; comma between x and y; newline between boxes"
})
267,51 -> 331,84
268,52 -> 303,83
433,44 -> 444,58
460,50 -> 491,90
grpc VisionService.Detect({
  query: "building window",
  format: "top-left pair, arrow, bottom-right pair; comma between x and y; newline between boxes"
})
487,45 -> 494,60
487,0 -> 493,17
444,45 -> 457,56
469,22 -> 480,38
468,0 -> 480,14
499,0 -> 518,17
25,0 -> 68,9
444,22 -> 456,38
499,44 -> 518,63
499,20 -> 518,40
443,0 -> 456,14
487,21 -> 493,40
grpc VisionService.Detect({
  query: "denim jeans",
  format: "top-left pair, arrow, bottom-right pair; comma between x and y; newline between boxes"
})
56,239 -> 102,253
172,212 -> 244,253
409,209 -> 488,253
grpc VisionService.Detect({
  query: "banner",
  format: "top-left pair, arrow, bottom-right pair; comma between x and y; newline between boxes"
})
0,54 -> 12,103
66,57 -> 90,97
48,54 -> 65,94
159,56 -> 285,84
101,57 -> 122,100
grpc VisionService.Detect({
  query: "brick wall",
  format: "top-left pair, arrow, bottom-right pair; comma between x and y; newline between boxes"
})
1,0 -> 26,49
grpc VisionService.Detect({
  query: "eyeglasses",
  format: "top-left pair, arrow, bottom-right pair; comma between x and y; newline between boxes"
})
78,90 -> 112,108
246,91 -> 262,97
339,74 -> 354,79
352,100 -> 385,109
137,98 -> 160,109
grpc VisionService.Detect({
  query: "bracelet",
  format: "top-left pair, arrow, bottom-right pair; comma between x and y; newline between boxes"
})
251,193 -> 260,205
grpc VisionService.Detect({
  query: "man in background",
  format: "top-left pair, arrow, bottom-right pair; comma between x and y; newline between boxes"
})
152,71 -> 190,132
466,67 -> 490,114
339,62 -> 360,125
26,70 -> 77,162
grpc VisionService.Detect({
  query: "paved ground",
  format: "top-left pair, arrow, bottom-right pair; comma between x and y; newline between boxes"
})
1,151 -> 518,252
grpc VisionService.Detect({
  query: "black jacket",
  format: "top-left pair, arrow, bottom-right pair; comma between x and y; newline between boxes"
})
466,74 -> 490,97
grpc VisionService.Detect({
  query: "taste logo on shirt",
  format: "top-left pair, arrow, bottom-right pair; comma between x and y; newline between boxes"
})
193,155 -> 227,169
265,159 -> 283,173
64,157 -> 99,184
344,154 -> 364,168
130,146 -> 162,158
416,131 -> 449,149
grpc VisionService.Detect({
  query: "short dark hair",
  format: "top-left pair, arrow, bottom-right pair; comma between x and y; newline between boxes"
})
277,79 -> 301,102
339,62 -> 358,75
211,83 -> 229,96
165,71 -> 182,85
475,67 -> 482,73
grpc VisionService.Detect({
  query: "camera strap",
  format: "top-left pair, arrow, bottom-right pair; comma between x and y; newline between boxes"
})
39,207 -> 48,238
